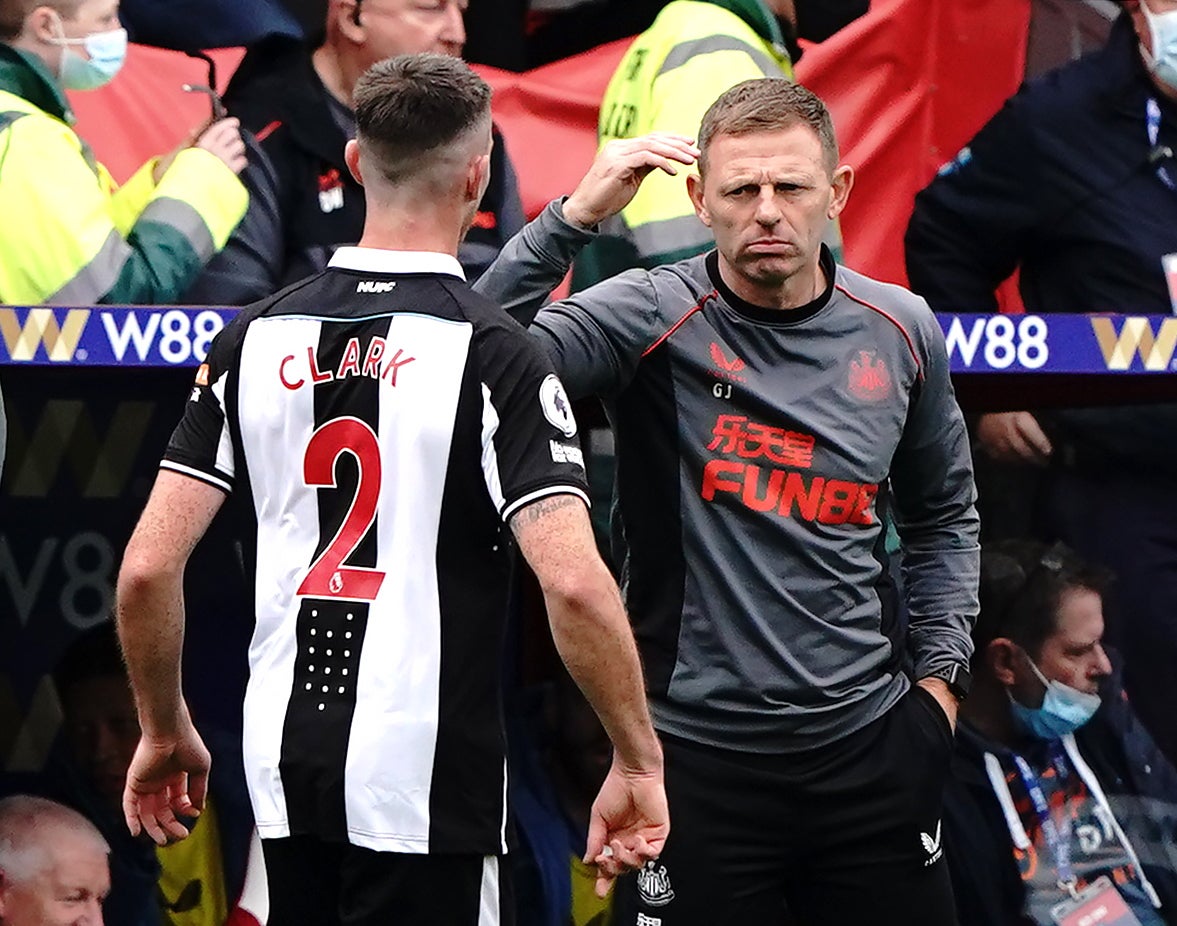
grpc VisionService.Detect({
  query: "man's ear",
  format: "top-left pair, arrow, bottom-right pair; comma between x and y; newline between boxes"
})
687,172 -> 710,227
987,638 -> 1020,687
467,153 -> 491,204
828,164 -> 854,220
345,139 -> 364,186
26,5 -> 63,43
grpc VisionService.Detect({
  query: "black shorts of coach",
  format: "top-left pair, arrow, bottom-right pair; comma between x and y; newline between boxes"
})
615,685 -> 958,926
262,835 -> 514,926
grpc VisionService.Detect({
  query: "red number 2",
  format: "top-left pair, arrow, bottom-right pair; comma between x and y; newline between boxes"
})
296,417 -> 386,601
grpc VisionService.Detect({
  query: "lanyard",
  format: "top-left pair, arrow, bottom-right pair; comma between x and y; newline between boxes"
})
1147,97 -> 1177,192
1012,743 -> 1080,900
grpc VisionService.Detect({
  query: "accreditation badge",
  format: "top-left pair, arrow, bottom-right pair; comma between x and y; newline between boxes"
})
1050,876 -> 1143,926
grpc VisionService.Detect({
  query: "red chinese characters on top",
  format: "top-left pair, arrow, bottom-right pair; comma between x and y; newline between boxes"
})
707,415 -> 815,468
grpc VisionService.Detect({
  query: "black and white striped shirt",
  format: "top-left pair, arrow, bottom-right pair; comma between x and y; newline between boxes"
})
163,247 -> 589,854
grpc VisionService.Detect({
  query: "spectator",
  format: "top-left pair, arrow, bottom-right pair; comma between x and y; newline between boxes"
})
476,78 -> 979,923
45,622 -> 253,926
0,794 -> 110,925
116,55 -> 669,925
571,0 -> 799,290
0,0 -> 248,306
944,539 -> 1177,926
184,0 -> 526,305
905,0 -> 1177,769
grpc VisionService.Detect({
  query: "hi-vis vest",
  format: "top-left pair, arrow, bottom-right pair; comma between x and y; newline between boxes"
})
0,89 -> 246,306
572,0 -> 794,290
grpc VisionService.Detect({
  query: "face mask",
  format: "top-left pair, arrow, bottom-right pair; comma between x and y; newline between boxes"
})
1008,656 -> 1101,740
1140,1 -> 1177,94
46,13 -> 127,91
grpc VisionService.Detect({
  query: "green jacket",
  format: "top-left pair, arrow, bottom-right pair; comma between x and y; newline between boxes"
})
0,44 -> 246,306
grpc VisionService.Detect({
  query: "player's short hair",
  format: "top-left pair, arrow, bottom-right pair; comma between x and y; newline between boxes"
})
353,53 -> 492,187
0,0 -> 84,42
697,78 -> 839,176
0,795 -> 108,884
974,539 -> 1111,664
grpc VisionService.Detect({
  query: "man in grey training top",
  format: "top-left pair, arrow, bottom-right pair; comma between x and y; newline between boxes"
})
476,78 -> 979,924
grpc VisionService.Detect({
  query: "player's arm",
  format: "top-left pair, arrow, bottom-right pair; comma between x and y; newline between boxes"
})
509,492 -> 667,893
474,133 -> 698,326
116,471 -> 224,843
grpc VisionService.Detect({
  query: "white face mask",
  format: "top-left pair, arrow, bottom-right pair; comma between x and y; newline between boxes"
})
1140,1 -> 1177,93
45,12 -> 127,91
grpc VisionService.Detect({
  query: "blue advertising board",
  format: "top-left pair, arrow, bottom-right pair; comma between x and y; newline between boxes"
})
1,307 -> 1176,374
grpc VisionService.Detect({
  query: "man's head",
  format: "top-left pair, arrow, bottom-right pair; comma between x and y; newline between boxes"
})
975,540 -> 1113,716
345,53 -> 492,231
0,795 -> 109,926
1125,0 -> 1177,96
1,0 -> 123,88
686,79 -> 852,300
324,0 -> 466,74
54,623 -> 139,815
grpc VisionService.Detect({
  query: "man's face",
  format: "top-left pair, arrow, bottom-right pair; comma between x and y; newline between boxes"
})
1013,587 -> 1113,706
62,676 -> 140,813
43,0 -> 120,40
0,834 -> 109,926
1129,0 -> 1177,57
688,125 -> 850,298
350,0 -> 466,67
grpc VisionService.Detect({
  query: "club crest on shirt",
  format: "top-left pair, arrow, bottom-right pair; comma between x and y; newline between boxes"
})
847,349 -> 892,401
539,374 -> 577,438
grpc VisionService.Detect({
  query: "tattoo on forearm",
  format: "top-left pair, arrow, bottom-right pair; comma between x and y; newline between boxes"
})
510,493 -> 581,537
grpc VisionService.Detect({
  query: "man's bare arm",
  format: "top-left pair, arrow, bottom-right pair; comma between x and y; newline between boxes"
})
116,470 -> 225,843
117,471 -> 225,736
510,492 -> 667,891
510,493 -> 659,771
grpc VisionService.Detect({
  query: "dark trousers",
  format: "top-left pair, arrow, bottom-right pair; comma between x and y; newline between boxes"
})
615,686 -> 959,925
1036,466 -> 1177,768
262,835 -> 514,926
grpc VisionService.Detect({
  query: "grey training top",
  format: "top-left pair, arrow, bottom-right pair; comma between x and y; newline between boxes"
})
477,202 -> 980,753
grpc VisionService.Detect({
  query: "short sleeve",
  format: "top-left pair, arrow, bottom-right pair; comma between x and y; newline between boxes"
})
475,323 -> 590,522
160,326 -> 238,493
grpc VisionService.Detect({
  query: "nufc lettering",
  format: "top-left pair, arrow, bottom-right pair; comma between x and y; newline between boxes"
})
702,415 -> 878,526
279,336 -> 415,391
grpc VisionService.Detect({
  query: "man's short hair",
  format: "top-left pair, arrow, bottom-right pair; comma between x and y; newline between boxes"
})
0,0 -> 83,42
697,78 -> 839,176
353,53 -> 491,186
973,539 -> 1111,663
0,795 -> 108,883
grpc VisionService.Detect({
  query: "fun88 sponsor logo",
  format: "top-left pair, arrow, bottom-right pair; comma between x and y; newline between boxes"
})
942,314 -> 1050,371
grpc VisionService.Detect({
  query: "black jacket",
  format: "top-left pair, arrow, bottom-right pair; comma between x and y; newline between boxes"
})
905,15 -> 1177,470
943,670 -> 1177,925
184,40 -> 525,305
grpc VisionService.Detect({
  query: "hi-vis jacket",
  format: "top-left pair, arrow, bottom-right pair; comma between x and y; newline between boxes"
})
0,44 -> 247,306
572,0 -> 795,290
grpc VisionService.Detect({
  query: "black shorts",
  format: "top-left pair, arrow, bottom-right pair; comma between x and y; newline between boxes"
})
262,835 -> 514,926
614,685 -> 958,926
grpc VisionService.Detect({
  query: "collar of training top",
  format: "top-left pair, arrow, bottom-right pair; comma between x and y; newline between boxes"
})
329,247 -> 466,280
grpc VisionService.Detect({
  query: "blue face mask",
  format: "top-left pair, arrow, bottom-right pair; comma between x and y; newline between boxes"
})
1140,1 -> 1177,94
1008,656 -> 1101,741
47,14 -> 127,91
